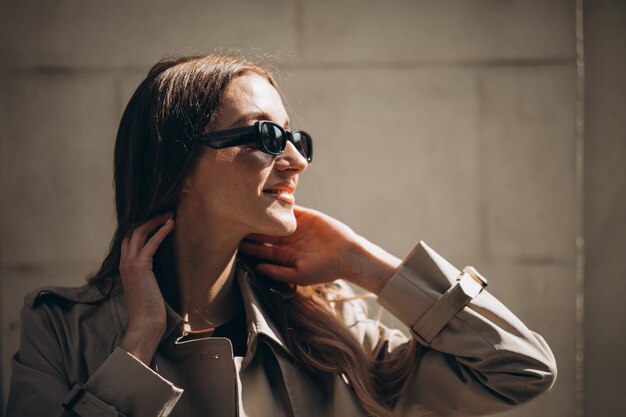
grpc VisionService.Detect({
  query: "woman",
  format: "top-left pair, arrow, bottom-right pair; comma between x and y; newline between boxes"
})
6,55 -> 556,417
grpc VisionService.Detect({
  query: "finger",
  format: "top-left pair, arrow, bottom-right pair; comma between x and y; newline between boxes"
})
128,212 -> 173,252
239,241 -> 282,263
120,235 -> 130,263
135,212 -> 174,240
243,233 -> 286,245
143,218 -> 175,257
255,263 -> 300,283
293,204 -> 319,217
293,204 -> 313,214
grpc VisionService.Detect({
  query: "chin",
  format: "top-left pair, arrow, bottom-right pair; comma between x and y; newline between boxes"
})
260,207 -> 297,236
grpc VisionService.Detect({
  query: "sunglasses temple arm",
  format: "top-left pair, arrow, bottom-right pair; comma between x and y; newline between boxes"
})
199,131 -> 256,149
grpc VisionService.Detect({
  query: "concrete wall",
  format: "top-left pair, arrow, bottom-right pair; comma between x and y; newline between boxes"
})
1,1 -> 615,416
583,1 -> 626,417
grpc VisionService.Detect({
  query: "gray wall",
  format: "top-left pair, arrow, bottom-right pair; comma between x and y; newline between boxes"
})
583,1 -> 626,417
0,1 -> 622,416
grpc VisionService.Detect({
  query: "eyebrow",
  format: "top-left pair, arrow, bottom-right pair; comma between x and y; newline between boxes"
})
227,111 -> 290,130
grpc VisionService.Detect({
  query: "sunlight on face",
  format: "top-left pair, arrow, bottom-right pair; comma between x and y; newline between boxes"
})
177,72 -> 309,240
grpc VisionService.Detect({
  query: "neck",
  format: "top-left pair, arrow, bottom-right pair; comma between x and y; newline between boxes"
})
173,211 -> 246,332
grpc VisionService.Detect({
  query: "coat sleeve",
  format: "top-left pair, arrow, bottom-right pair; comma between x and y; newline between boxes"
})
339,241 -> 557,417
6,300 -> 183,417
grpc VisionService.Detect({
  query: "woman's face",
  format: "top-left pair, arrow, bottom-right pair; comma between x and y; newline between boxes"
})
178,72 -> 309,238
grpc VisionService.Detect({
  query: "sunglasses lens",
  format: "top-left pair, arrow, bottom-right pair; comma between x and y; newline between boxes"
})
260,122 -> 285,154
292,132 -> 312,162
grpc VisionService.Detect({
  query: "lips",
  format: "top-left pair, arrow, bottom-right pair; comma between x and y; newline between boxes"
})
263,182 -> 296,204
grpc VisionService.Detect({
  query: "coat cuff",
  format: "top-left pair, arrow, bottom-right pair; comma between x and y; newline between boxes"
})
80,347 -> 183,417
377,241 -> 481,346
62,384 -> 120,417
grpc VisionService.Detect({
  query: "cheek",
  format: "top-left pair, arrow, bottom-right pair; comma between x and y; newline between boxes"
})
234,150 -> 275,190
243,149 -> 275,166
218,152 -> 273,205
188,148 -> 277,220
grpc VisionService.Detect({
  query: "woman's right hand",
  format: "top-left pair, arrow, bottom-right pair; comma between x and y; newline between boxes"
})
119,212 -> 175,366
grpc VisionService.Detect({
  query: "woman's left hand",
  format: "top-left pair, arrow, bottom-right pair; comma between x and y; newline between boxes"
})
239,205 -> 402,294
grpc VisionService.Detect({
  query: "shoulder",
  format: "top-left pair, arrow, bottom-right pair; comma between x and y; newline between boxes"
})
20,276 -> 120,341
24,276 -> 117,309
17,277 -> 122,386
19,275 -> 121,349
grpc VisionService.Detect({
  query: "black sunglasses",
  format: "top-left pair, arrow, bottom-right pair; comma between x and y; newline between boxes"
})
199,120 -> 313,163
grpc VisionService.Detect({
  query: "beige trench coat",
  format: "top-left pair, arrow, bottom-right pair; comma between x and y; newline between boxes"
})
6,241 -> 557,417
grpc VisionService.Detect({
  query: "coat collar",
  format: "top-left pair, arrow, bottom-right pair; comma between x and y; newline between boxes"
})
235,259 -> 291,355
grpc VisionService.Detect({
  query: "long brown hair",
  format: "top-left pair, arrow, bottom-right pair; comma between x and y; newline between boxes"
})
90,54 -> 419,416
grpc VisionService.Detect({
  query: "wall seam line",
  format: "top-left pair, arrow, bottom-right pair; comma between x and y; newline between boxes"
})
575,0 -> 586,416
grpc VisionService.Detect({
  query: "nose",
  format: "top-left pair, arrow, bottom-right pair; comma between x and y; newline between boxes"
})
275,141 -> 309,173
